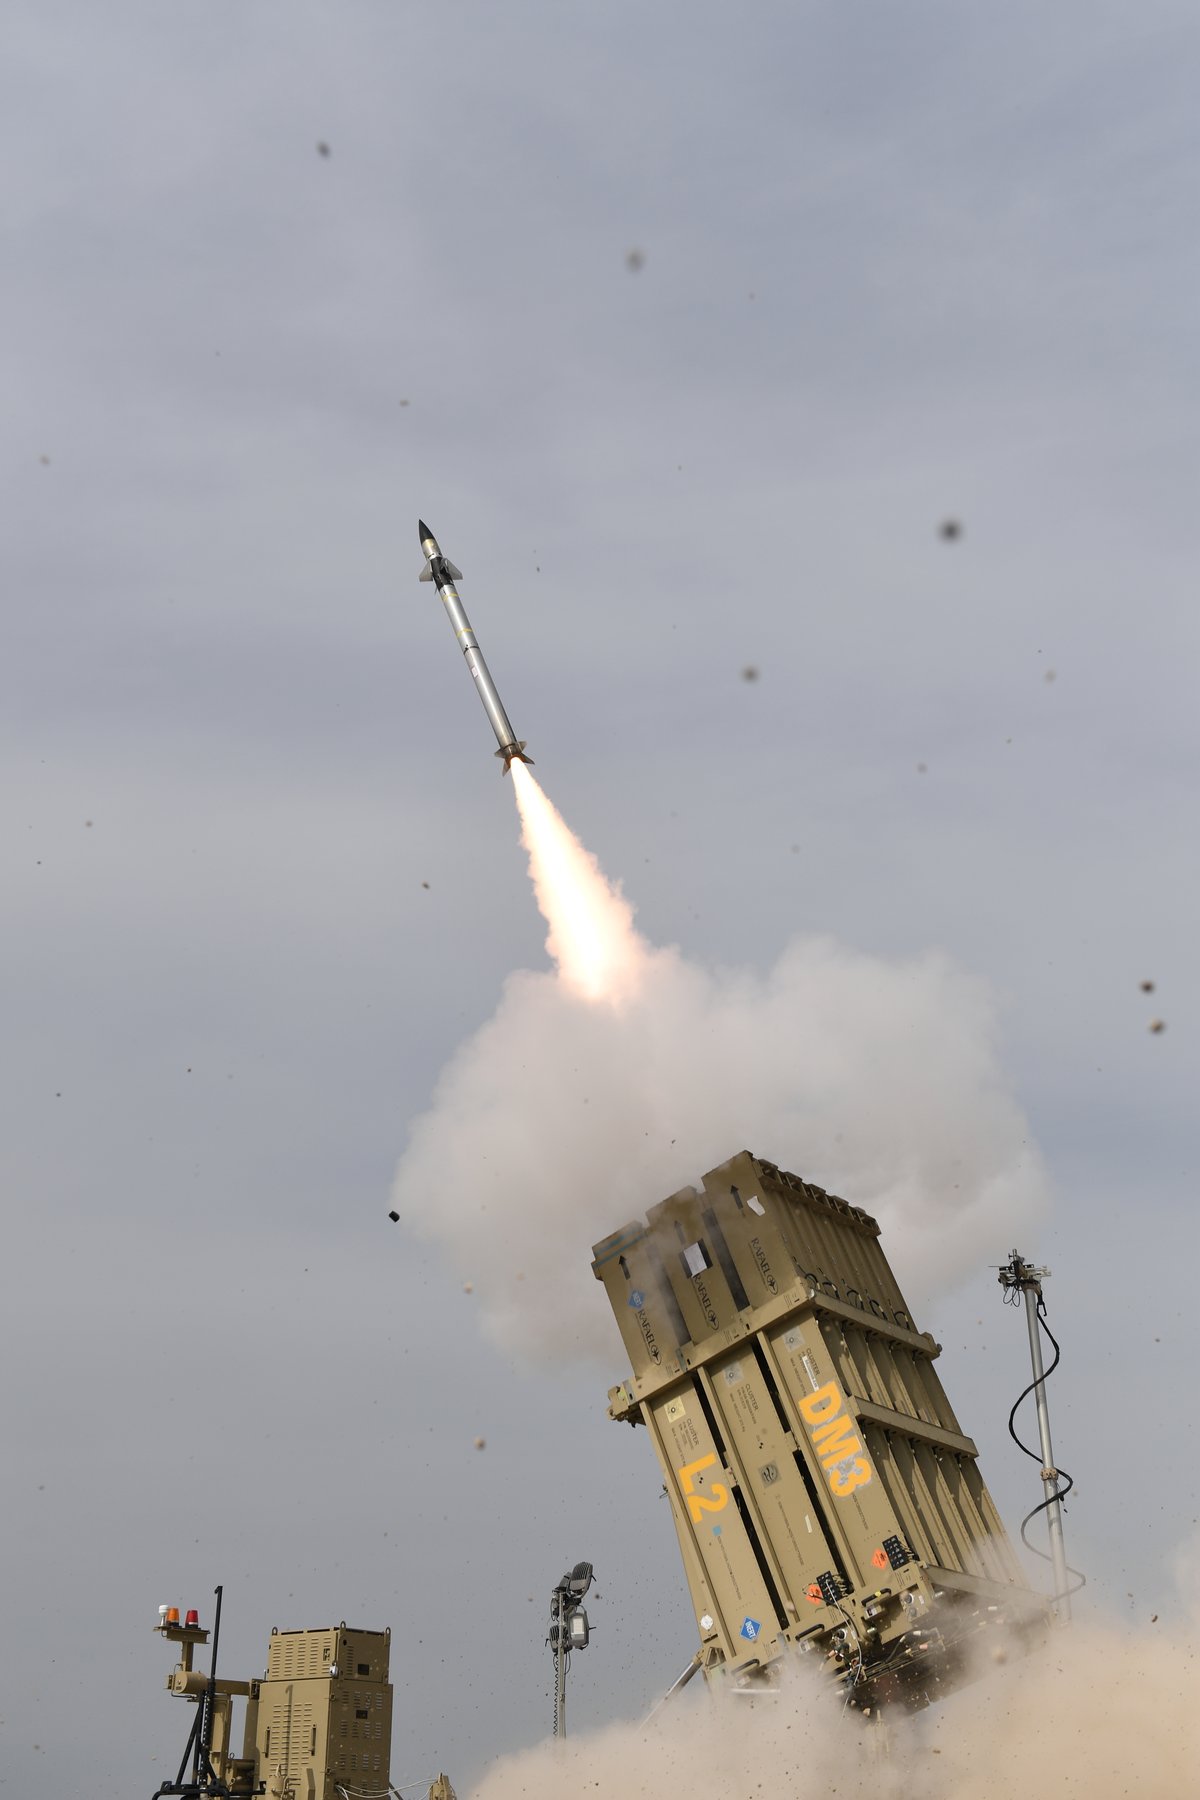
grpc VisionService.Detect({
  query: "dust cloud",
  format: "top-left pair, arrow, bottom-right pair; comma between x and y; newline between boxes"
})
469,1615 -> 1200,1800
391,773 -> 1047,1359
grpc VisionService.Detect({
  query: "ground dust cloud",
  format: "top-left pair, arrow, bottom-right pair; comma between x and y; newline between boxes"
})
467,1612 -> 1199,1800
391,776 -> 1047,1359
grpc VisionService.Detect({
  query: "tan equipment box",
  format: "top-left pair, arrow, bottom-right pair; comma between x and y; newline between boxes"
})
593,1150 -> 1048,1708
256,1626 -> 392,1800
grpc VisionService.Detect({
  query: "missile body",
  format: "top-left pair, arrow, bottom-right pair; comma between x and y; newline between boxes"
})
418,520 -> 533,773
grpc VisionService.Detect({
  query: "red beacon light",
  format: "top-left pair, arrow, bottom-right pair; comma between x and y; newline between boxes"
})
185,1610 -> 200,1629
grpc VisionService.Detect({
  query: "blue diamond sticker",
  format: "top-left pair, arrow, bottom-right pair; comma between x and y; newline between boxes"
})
627,1289 -> 646,1309
740,1617 -> 761,1641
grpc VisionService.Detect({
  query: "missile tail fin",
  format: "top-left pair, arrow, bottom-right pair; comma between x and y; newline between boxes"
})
497,742 -> 533,774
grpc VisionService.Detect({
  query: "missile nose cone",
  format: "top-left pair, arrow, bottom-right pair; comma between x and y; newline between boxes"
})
418,519 -> 433,544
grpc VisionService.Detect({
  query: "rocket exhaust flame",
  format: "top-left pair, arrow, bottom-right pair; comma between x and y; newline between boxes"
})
510,761 -> 648,1005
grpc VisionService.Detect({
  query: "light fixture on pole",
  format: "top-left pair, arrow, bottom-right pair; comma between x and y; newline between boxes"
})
547,1561 -> 593,1740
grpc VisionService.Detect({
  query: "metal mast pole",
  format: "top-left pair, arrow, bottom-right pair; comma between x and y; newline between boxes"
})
1000,1252 -> 1071,1621
547,1561 -> 592,1741
553,1588 -> 567,1740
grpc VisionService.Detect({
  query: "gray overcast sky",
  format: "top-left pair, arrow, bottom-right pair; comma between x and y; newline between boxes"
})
4,3 -> 1198,1794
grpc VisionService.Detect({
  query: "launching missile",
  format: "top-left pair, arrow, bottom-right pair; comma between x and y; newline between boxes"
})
418,519 -> 533,773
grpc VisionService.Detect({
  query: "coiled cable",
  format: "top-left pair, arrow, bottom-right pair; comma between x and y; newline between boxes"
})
1005,1293 -> 1086,1597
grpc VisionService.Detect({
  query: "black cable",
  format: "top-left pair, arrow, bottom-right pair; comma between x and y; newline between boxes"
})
1007,1300 -> 1086,1597
832,1601 -> 865,1688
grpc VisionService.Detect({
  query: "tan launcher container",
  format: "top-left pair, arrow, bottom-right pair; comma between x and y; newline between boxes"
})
593,1150 -> 1047,1709
256,1625 -> 392,1800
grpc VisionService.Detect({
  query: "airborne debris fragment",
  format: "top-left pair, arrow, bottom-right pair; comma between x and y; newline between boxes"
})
1148,1019 -> 1166,1034
939,519 -> 962,540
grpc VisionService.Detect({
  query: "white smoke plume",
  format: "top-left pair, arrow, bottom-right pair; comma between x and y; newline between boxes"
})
392,774 -> 1047,1359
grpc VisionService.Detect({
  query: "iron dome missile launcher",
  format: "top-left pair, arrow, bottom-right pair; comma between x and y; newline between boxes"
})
593,1150 -> 1049,1710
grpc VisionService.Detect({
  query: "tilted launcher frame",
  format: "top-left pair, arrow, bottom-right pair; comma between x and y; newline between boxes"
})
593,1150 -> 1047,1708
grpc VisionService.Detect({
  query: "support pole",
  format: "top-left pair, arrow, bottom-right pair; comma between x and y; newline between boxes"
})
553,1588 -> 567,1740
198,1585 -> 225,1784
999,1252 -> 1071,1621
1019,1282 -> 1071,1620
641,1655 -> 702,1725
548,1561 -> 592,1740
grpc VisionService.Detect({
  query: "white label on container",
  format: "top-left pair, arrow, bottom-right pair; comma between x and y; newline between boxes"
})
683,1242 -> 708,1277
